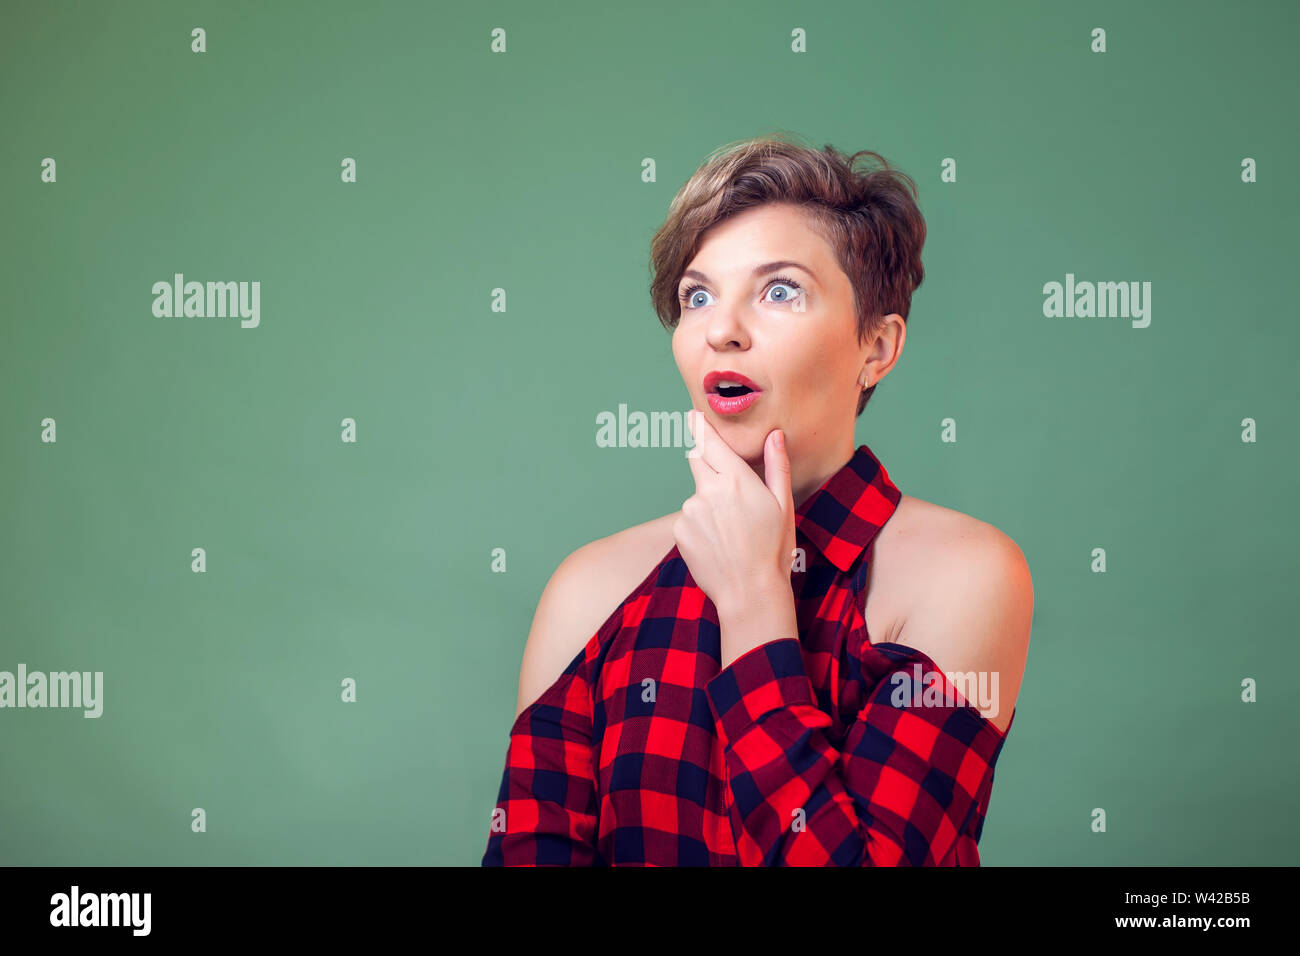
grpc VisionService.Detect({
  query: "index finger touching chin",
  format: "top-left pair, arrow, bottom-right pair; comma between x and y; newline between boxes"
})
690,409 -> 740,476
687,411 -> 718,473
691,408 -> 733,476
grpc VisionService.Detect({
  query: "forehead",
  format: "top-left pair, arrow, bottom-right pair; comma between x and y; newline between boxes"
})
686,203 -> 830,274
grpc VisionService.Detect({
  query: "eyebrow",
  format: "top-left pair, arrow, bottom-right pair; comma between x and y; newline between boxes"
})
679,260 -> 818,286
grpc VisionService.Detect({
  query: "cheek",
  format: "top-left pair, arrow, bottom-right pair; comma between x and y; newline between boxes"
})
772,348 -> 849,420
672,325 -> 697,365
671,331 -> 692,387
786,349 -> 839,398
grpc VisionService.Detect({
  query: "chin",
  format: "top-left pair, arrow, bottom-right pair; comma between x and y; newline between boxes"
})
712,422 -> 767,460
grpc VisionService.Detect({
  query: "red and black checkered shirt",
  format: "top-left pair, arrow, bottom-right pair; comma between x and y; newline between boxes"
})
483,443 -> 1015,866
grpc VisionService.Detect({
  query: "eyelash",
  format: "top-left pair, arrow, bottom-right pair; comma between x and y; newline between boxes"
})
678,276 -> 804,309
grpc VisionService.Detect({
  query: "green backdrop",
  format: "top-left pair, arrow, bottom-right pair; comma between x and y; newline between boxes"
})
2,0 -> 1296,865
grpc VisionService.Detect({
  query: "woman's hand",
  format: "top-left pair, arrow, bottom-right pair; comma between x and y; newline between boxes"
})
674,410 -> 799,667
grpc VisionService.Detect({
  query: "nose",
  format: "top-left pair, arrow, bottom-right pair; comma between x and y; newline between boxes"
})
705,301 -> 751,350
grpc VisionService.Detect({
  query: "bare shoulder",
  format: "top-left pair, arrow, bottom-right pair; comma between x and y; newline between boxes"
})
882,493 -> 1024,556
513,511 -> 681,719
882,494 -> 1033,734
866,494 -> 1002,636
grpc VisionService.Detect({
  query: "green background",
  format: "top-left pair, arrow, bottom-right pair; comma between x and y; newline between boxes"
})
2,0 -> 1296,865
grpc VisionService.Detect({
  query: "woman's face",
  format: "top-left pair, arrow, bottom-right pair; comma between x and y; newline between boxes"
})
671,201 -> 899,482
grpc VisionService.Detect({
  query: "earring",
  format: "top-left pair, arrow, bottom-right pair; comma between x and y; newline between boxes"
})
860,373 -> 870,390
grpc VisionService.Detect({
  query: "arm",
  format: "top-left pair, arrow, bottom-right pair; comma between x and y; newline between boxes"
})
483,546 -> 606,867
705,533 -> 1032,866
482,665 -> 599,866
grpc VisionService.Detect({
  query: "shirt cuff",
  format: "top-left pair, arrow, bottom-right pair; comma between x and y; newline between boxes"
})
705,638 -> 817,748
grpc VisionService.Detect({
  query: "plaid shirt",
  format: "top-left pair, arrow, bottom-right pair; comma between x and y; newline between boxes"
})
483,443 -> 1015,866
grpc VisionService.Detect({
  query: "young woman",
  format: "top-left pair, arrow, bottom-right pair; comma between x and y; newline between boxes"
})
483,134 -> 1033,866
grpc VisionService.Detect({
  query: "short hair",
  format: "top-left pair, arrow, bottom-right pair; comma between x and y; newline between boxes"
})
649,132 -> 926,416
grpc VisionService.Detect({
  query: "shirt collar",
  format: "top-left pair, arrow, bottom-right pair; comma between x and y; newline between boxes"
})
793,444 -> 902,573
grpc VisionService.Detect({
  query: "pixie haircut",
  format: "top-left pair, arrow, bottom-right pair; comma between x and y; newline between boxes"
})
649,132 -> 926,416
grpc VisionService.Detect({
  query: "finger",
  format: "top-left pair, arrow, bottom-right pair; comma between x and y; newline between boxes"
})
689,409 -> 743,478
685,440 -> 717,492
763,428 -> 794,521
686,410 -> 718,474
685,411 -> 718,486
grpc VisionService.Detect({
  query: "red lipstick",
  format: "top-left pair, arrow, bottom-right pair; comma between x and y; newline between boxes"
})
703,370 -> 763,415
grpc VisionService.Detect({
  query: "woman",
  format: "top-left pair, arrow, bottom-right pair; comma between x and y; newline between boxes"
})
483,134 -> 1033,866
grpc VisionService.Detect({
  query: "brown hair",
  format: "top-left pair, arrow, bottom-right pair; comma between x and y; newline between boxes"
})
649,132 -> 926,416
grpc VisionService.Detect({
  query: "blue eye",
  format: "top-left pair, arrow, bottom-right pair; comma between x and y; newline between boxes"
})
681,286 -> 713,309
764,281 -> 800,303
677,276 -> 805,311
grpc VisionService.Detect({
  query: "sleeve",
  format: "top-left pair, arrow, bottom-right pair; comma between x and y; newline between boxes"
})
481,666 -> 600,866
704,637 -> 1008,866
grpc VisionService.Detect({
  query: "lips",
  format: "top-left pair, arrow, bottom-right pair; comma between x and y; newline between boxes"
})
703,370 -> 762,395
703,370 -> 763,416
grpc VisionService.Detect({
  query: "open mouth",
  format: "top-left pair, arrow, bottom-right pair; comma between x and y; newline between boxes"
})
703,370 -> 762,396
703,370 -> 763,415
